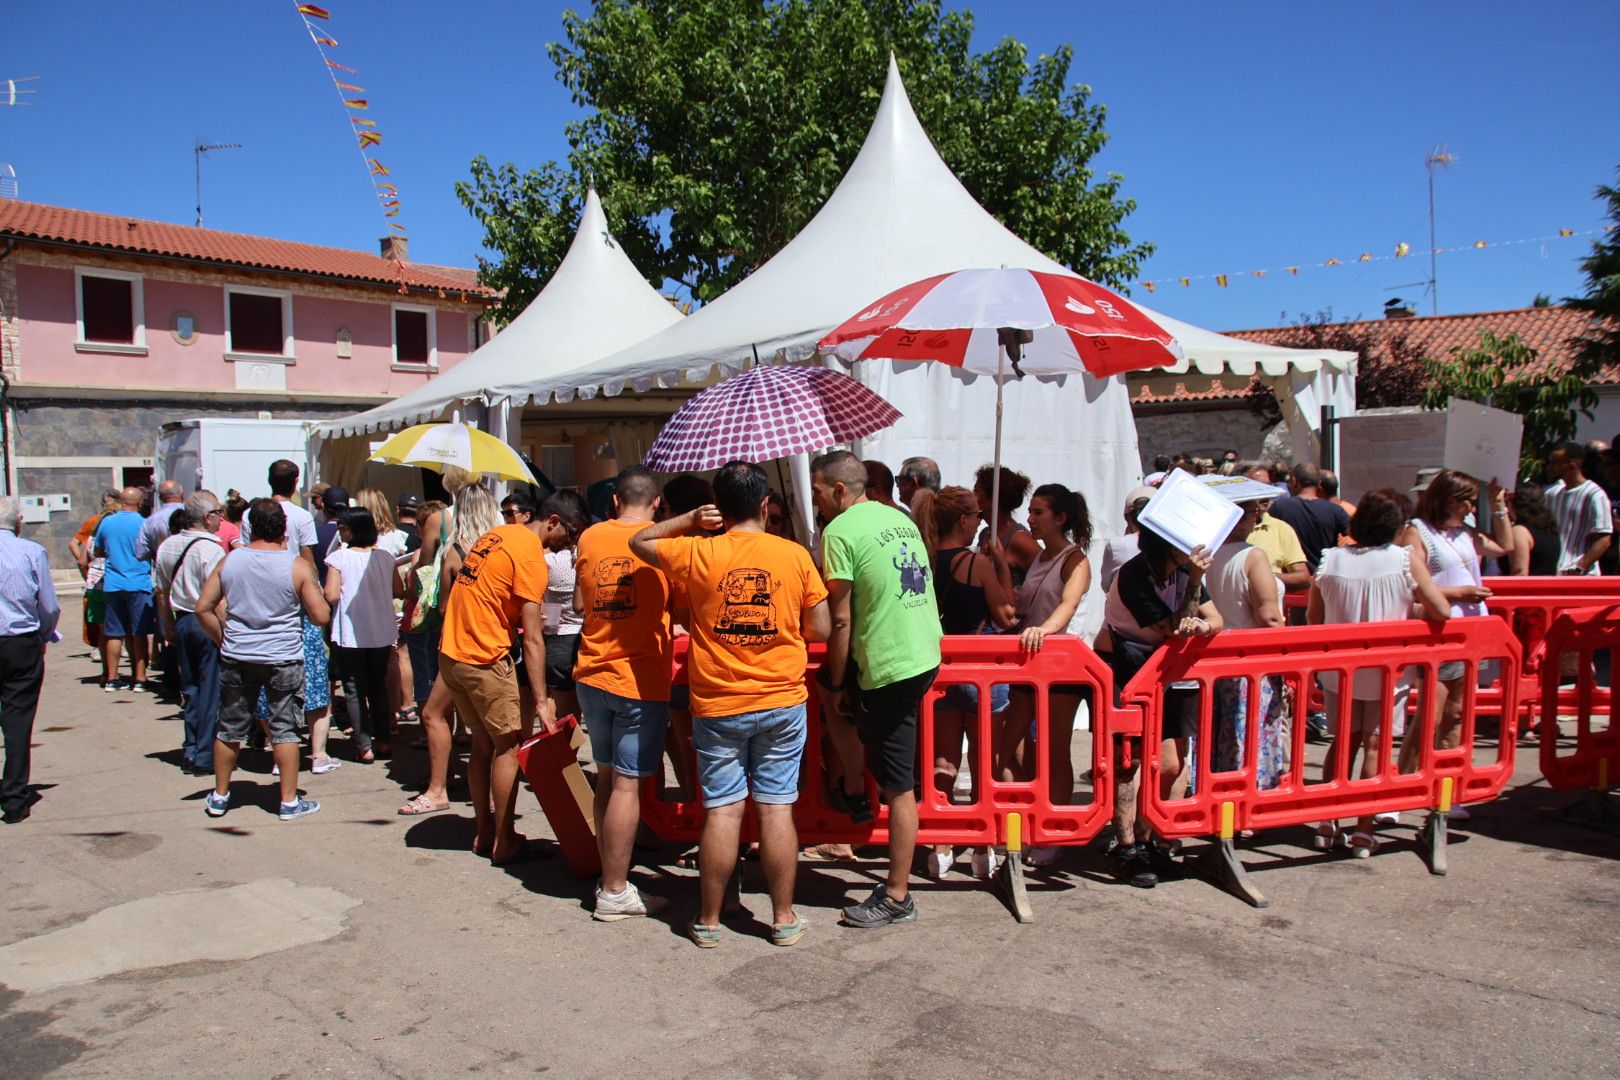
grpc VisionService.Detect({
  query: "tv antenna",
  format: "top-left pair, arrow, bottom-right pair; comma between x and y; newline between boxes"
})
194,136 -> 242,227
0,164 -> 16,200
1,77 -> 38,107
1425,144 -> 1458,315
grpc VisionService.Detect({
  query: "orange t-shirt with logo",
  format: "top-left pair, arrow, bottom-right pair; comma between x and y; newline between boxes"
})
440,524 -> 548,667
656,530 -> 828,718
573,518 -> 673,701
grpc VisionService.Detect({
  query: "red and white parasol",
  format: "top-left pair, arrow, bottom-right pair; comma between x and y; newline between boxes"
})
819,267 -> 1182,544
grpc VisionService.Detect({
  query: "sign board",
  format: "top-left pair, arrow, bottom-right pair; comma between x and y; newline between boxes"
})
18,496 -> 48,524
1443,400 -> 1523,487
1138,468 -> 1242,555
1336,410 -> 1448,504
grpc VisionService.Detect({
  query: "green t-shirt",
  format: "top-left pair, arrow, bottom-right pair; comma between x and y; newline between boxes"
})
821,500 -> 943,690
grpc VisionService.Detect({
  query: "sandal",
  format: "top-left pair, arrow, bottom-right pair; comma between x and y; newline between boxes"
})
1312,823 -> 1340,851
398,708 -> 421,726
397,793 -> 450,816
1348,831 -> 1379,858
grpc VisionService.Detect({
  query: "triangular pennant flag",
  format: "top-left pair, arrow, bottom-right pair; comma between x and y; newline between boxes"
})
313,34 -> 337,46
344,98 -> 368,109
368,158 -> 390,175
1357,253 -> 1372,262
1286,266 -> 1298,276
1143,281 -> 1156,293
335,81 -> 364,93
1215,274 -> 1228,287
298,4 -> 331,18
357,130 -> 382,148
1324,258 -> 1340,266
1395,242 -> 1411,257
1179,277 -> 1190,287
327,58 -> 356,72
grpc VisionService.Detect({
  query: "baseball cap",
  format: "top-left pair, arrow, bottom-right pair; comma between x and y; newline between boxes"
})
397,492 -> 422,511
323,485 -> 351,509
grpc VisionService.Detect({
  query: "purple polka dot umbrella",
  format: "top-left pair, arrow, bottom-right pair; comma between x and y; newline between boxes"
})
643,365 -> 902,473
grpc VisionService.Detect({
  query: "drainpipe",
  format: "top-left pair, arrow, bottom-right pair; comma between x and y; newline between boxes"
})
0,237 -> 15,494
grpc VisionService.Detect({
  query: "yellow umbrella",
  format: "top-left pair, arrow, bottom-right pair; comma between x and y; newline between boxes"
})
369,423 -> 535,483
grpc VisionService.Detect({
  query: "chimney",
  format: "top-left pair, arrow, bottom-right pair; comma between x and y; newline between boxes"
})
380,236 -> 409,263
1383,297 -> 1415,320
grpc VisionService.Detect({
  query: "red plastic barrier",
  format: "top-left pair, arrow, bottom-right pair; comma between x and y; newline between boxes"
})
638,634 -> 1114,850
1121,616 -> 1522,840
1537,603 -> 1619,791
1482,576 -> 1620,675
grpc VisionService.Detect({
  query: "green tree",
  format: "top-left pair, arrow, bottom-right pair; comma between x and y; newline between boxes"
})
1420,330 -> 1599,477
1564,167 -> 1620,372
456,0 -> 1151,322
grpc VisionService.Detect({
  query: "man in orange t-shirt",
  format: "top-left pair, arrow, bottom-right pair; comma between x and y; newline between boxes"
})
573,465 -> 677,922
440,517 -> 557,867
632,461 -> 829,949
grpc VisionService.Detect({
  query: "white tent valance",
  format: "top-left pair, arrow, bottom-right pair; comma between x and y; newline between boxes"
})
315,188 -> 683,438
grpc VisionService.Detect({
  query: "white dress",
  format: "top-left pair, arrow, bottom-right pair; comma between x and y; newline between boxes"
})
1315,544 -> 1417,700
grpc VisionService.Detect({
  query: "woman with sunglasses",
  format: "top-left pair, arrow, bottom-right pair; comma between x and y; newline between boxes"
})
1395,470 -> 1512,789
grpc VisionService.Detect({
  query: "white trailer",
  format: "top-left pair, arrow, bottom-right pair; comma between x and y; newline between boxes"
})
154,418 -> 314,499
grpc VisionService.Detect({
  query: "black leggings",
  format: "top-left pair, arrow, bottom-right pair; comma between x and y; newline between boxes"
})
333,644 -> 392,751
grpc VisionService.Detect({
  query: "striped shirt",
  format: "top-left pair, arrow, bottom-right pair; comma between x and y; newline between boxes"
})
0,529 -> 60,638
1544,479 -> 1613,574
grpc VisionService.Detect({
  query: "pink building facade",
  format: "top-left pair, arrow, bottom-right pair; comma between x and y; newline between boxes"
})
0,199 -> 494,566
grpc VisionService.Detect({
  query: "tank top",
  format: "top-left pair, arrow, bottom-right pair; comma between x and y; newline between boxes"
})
1206,541 -> 1275,631
933,547 -> 990,634
978,519 -> 1030,588
1315,544 -> 1419,699
1412,518 -> 1484,617
1015,543 -> 1078,632
1527,524 -> 1559,576
219,547 -> 302,663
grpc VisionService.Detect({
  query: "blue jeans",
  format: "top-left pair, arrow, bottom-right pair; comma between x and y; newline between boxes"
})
692,703 -> 806,809
578,681 -> 670,778
174,613 -> 220,767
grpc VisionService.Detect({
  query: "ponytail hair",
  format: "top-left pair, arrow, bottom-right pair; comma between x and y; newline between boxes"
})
915,485 -> 977,562
1032,483 -> 1092,549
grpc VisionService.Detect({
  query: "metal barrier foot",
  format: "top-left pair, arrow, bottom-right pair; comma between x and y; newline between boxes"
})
1196,838 -> 1269,909
996,850 -> 1035,924
1421,812 -> 1449,876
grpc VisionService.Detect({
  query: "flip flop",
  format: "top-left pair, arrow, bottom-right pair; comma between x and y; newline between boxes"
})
397,793 -> 450,816
490,839 -> 554,867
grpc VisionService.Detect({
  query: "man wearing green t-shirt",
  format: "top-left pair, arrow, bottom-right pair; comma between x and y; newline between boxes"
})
811,450 -> 943,929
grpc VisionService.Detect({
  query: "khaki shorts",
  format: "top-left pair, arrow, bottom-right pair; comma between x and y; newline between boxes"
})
440,653 -> 524,738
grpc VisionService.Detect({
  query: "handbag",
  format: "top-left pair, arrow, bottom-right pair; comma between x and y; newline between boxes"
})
409,561 -> 442,633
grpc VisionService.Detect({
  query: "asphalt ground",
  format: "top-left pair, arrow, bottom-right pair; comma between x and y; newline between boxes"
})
3,596 -> 1617,1079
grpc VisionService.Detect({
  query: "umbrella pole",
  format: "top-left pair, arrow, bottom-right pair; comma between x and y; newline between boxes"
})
990,342 -> 1005,549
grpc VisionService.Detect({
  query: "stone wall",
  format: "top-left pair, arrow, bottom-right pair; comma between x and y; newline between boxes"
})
1131,403 -> 1276,470
13,398 -> 362,568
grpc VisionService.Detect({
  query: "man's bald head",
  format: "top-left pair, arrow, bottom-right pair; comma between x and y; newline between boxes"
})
120,487 -> 143,509
158,480 -> 184,503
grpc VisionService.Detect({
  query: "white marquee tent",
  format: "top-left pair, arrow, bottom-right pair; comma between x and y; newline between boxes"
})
313,188 -> 685,463
479,57 -> 1354,634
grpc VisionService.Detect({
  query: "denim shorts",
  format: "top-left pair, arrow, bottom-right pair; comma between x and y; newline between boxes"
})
941,681 -> 1010,715
102,589 -> 156,638
578,680 -> 670,778
692,702 -> 807,809
218,658 -> 305,745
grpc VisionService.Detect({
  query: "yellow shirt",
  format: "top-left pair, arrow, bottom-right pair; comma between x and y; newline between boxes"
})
1249,513 -> 1308,575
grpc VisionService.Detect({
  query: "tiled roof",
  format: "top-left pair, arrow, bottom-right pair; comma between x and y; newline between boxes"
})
0,199 -> 493,297
1130,377 -> 1257,407
1225,305 -> 1617,385
1131,305 -> 1617,407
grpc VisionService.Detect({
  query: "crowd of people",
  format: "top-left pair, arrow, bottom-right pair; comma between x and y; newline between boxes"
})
0,432 -> 1613,945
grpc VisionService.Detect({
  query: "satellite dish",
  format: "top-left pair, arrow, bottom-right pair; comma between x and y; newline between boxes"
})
0,164 -> 16,200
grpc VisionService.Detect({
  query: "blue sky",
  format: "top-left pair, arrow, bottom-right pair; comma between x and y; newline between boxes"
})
4,1 -> 1615,331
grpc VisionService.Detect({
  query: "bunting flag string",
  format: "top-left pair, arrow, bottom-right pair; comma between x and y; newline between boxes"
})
292,0 -> 409,290
1137,225 -> 1615,293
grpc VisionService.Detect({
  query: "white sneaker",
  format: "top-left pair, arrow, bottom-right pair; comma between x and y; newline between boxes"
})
1024,845 -> 1063,868
592,883 -> 667,922
1373,811 -> 1401,826
926,849 -> 954,879
969,847 -> 1003,879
